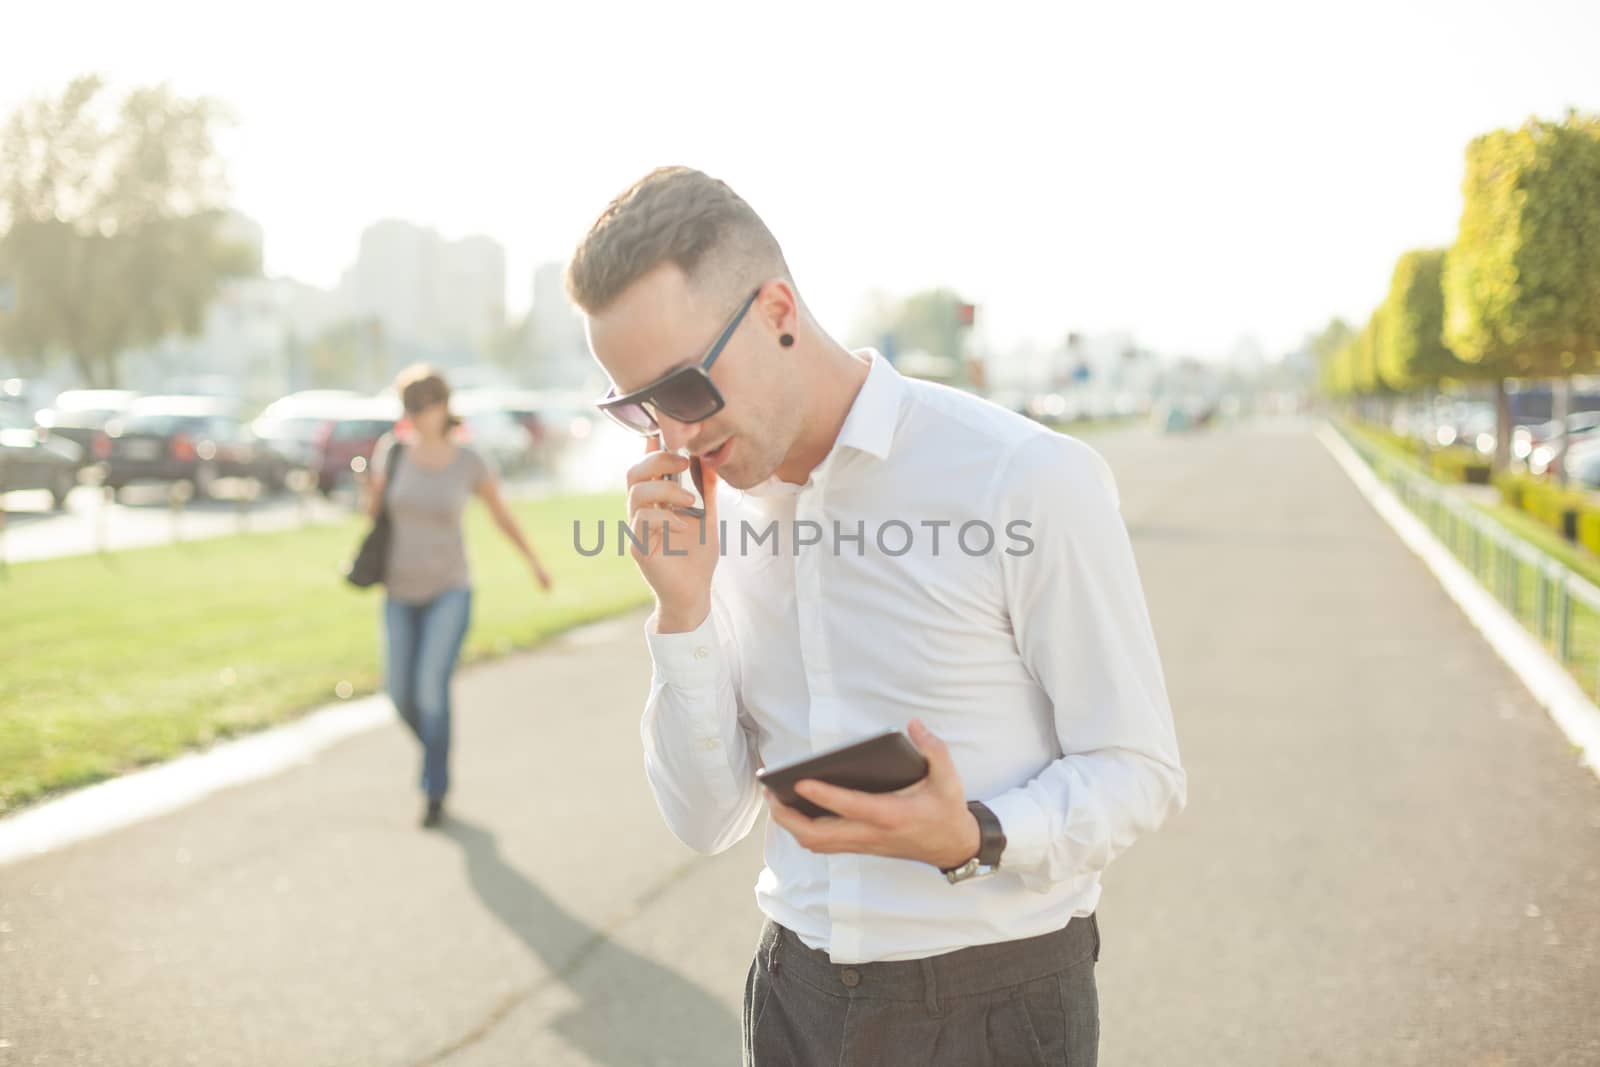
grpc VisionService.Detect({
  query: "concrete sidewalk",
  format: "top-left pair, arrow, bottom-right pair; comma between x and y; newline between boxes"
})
2,421 -> 1597,1065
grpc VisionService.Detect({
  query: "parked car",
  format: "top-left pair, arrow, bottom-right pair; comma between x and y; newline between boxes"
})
97,396 -> 296,499
1425,401 -> 1496,451
1559,437 -> 1600,488
34,389 -> 140,460
309,397 -> 401,494
531,391 -> 598,455
451,391 -> 541,473
1514,409 -> 1600,471
453,388 -> 549,451
460,409 -> 535,476
0,403 -> 83,508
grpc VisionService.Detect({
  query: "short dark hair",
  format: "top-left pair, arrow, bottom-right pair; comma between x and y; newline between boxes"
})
566,166 -> 791,314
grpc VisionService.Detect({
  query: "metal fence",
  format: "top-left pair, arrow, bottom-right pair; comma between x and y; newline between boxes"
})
1342,426 -> 1600,699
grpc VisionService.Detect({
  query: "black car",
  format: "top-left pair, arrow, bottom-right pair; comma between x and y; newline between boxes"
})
97,397 -> 297,499
0,403 -> 83,508
35,389 -> 139,460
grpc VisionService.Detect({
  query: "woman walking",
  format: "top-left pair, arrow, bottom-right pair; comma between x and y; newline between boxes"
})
368,364 -> 552,827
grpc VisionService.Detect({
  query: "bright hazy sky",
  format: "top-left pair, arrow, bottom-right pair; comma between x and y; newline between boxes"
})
6,0 -> 1599,361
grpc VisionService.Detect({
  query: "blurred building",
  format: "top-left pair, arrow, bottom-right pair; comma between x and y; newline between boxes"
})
528,261 -> 598,390
338,220 -> 507,362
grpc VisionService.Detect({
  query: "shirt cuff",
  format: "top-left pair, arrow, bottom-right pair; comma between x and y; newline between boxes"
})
644,610 -> 726,689
983,788 -> 1051,880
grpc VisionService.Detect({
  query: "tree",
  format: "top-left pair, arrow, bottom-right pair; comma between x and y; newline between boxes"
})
1309,318 -> 1354,398
891,288 -> 971,362
1443,112 -> 1600,470
1351,313 -> 1399,420
1378,249 -> 1470,393
0,75 -> 257,387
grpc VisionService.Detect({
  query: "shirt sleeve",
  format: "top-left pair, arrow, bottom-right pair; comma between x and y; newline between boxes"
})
639,591 -> 764,854
466,447 -> 492,490
985,431 -> 1187,892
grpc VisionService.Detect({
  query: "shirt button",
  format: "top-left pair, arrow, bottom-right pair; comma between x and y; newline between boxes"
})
693,647 -> 709,660
839,968 -> 861,988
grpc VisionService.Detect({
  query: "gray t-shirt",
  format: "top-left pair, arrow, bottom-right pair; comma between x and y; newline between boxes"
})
373,435 -> 492,604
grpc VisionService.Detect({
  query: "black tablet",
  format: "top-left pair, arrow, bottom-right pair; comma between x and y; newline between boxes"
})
756,731 -> 930,818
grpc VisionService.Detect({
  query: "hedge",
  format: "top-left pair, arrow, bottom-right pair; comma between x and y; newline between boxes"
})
1429,448 -> 1493,484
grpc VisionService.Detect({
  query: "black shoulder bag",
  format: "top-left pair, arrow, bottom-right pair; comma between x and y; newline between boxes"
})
345,440 -> 405,588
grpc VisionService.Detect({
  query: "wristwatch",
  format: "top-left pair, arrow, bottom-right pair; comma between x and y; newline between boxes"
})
941,801 -> 1006,884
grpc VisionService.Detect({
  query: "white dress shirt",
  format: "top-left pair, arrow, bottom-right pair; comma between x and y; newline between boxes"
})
640,351 -> 1185,964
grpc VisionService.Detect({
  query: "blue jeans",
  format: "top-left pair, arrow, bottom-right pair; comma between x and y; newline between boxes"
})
383,586 -> 472,802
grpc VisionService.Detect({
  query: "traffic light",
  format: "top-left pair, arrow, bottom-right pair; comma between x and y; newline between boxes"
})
956,302 -> 976,327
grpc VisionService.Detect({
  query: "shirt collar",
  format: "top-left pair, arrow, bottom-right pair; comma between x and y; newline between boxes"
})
739,349 -> 903,499
833,348 -> 903,461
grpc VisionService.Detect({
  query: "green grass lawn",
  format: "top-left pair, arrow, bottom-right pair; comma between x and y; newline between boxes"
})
1,491 -> 649,814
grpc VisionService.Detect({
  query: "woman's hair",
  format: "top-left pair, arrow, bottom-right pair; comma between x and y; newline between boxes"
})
395,364 -> 461,430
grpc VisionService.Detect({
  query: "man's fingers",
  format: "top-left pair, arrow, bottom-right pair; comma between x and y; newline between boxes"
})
793,779 -> 896,827
628,479 -> 699,517
766,792 -> 875,854
907,719 -> 956,782
628,508 -> 689,557
626,451 -> 690,487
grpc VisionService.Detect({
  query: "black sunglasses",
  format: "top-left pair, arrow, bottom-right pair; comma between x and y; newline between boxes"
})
595,287 -> 761,436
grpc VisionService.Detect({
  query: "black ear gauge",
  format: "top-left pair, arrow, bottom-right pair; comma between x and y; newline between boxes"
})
780,333 -> 795,348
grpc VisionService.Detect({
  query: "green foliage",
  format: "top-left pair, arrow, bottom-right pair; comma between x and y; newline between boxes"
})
1428,447 -> 1492,484
0,75 -> 256,386
890,288 -> 969,360
1493,468 -> 1538,510
1518,478 -> 1590,537
1379,249 -> 1470,390
1443,113 -> 1600,378
1350,314 -> 1399,395
1578,509 -> 1600,556
1310,318 -> 1355,396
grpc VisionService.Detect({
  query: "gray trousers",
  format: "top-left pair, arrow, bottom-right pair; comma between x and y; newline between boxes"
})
742,914 -> 1100,1066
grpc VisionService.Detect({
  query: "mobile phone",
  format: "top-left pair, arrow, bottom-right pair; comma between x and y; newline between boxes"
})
657,442 -> 706,519
756,731 -> 930,818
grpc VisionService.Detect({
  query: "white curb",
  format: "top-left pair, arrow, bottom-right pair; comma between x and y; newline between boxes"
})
1318,423 -> 1600,781
0,695 -> 392,867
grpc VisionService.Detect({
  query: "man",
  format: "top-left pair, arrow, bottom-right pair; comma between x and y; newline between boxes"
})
567,166 -> 1184,1065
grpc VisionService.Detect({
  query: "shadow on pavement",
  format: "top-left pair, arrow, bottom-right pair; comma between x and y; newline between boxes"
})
439,816 -> 741,1066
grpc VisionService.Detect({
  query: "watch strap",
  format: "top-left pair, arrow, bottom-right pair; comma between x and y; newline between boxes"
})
941,800 -> 1006,875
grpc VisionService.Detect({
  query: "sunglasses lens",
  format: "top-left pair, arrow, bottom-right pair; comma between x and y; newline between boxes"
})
649,372 -> 721,423
603,400 -> 656,435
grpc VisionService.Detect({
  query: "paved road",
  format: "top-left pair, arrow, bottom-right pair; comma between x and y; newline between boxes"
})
2,420 -> 1597,1065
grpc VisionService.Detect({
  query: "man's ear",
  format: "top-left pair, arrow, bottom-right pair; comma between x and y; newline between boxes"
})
756,280 -> 801,342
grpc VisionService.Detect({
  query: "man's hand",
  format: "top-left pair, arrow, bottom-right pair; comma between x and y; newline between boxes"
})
765,720 -> 981,870
626,438 -> 720,633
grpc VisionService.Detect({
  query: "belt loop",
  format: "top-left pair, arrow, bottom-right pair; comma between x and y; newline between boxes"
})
920,957 -> 941,1017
